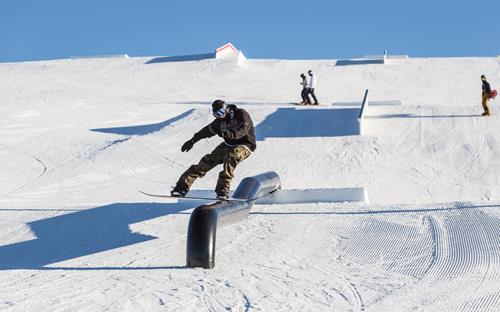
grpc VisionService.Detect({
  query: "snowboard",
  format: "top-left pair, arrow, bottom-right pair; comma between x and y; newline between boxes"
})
139,190 -> 253,202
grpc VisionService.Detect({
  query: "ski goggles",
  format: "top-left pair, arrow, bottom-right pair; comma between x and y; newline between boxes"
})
213,105 -> 227,118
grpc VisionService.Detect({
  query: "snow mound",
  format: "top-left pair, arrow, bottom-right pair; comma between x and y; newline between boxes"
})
0,55 -> 499,311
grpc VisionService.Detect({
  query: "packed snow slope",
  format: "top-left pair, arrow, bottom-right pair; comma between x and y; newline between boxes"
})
0,56 -> 499,311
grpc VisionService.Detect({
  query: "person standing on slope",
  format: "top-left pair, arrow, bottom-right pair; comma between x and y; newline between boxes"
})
307,70 -> 320,105
481,75 -> 492,116
299,73 -> 312,105
171,100 -> 256,199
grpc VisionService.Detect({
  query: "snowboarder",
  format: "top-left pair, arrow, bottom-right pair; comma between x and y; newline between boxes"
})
481,75 -> 492,116
307,70 -> 320,105
299,73 -> 312,105
171,100 -> 256,199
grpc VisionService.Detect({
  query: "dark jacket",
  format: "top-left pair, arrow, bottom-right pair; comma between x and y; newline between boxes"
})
483,80 -> 491,96
192,105 -> 256,151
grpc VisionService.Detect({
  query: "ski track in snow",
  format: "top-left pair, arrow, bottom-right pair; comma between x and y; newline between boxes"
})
419,210 -> 500,311
0,202 -> 499,311
362,204 -> 500,311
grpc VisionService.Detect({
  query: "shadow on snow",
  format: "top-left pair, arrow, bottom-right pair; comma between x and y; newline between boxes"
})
0,202 -> 195,270
145,53 -> 214,64
174,100 -> 296,106
335,59 -> 384,66
90,109 -> 194,136
255,107 -> 360,140
90,106 -> 360,140
366,114 -> 480,119
251,203 -> 500,216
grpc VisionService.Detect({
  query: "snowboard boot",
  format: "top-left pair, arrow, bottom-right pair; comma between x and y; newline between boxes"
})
171,183 -> 189,197
216,191 -> 229,200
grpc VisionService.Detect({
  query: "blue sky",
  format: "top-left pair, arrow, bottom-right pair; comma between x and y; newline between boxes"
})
1,0 -> 499,62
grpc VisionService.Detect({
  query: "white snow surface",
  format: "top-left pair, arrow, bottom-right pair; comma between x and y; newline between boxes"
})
1,56 -> 500,311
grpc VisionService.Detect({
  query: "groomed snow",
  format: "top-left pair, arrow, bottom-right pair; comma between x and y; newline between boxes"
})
0,55 -> 499,311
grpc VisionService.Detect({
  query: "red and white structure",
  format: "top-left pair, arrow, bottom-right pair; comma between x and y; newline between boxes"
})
215,42 -> 246,65
215,43 -> 238,58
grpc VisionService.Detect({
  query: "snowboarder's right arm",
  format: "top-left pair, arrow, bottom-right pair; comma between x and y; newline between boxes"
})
193,122 -> 219,141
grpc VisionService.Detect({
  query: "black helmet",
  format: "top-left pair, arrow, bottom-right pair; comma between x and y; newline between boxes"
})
212,100 -> 227,118
212,100 -> 226,112
481,75 -> 486,80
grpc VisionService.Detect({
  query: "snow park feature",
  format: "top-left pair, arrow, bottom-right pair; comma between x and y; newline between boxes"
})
215,42 -> 247,66
215,42 -> 238,58
145,42 -> 246,65
184,172 -> 367,269
336,50 -> 409,66
1,50 -> 500,311
357,89 -> 369,134
186,172 -> 281,269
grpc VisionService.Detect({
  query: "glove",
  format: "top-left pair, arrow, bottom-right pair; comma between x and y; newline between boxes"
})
181,139 -> 195,152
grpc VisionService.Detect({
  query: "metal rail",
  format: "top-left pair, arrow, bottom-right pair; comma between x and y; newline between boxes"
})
186,172 -> 281,269
358,89 -> 370,120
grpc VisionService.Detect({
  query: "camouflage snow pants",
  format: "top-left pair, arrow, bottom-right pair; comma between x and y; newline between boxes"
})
177,143 -> 252,196
482,94 -> 491,116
